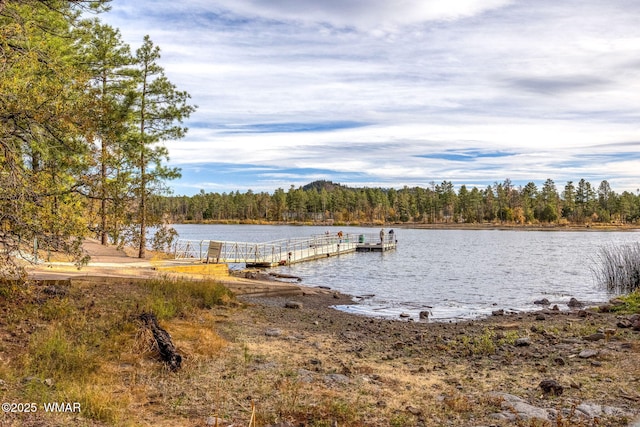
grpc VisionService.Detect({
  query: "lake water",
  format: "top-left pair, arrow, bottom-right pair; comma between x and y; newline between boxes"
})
172,224 -> 640,321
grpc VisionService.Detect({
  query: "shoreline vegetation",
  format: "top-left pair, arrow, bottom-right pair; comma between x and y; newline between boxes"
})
173,218 -> 640,232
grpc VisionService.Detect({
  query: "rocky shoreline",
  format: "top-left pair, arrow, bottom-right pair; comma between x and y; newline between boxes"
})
3,272 -> 638,426
225,288 -> 640,426
14,241 -> 640,426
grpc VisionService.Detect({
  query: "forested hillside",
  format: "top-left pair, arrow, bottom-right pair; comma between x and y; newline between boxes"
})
153,179 -> 640,225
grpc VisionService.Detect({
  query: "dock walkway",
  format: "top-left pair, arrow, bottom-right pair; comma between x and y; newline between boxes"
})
173,232 -> 397,267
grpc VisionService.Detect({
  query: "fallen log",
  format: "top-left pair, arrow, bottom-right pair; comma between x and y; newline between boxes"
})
139,312 -> 182,371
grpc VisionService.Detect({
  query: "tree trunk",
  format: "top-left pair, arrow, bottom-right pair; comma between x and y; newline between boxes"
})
101,141 -> 108,245
138,153 -> 146,258
139,312 -> 182,371
100,73 -> 108,246
138,82 -> 147,259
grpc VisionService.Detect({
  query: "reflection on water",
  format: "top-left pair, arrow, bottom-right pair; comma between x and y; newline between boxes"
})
172,224 -> 640,321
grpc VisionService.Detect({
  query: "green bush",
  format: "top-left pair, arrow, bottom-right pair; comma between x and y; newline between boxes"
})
611,290 -> 640,314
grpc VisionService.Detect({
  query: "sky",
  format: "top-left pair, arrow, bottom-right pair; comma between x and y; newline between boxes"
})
100,0 -> 640,196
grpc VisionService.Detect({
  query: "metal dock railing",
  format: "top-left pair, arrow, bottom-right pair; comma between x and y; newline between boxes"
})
172,232 -> 397,267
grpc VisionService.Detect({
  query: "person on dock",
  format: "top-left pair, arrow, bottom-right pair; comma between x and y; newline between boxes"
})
389,229 -> 395,243
380,228 -> 385,243
337,230 -> 343,242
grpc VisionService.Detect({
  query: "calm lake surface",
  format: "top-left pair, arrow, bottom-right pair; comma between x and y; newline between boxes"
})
172,224 -> 640,321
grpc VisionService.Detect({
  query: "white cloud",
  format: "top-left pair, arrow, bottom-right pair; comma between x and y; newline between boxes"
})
101,0 -> 640,194
210,0 -> 513,29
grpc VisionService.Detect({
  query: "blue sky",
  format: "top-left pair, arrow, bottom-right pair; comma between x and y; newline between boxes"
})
102,0 -> 640,196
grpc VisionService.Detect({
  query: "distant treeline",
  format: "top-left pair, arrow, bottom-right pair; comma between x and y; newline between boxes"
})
151,179 -> 640,225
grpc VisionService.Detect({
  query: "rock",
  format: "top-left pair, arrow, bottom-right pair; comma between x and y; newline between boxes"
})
399,312 -> 411,318
567,297 -> 583,308
492,309 -> 505,316
284,301 -> 302,309
583,332 -> 605,342
578,349 -> 599,359
534,298 -> 550,305
551,305 -> 560,311
43,378 -> 54,387
515,337 -> 531,347
575,402 -> 633,419
490,392 -> 555,421
406,405 -> 422,416
553,357 -> 566,366
539,379 -> 563,396
206,417 -> 227,426
490,412 -> 515,421
535,314 -> 546,321
419,311 -> 430,320
324,373 -> 349,384
264,328 -> 282,337
297,369 -> 315,383
598,304 -> 612,313
616,319 -> 632,329
609,297 -> 625,306
632,319 -> 640,332
581,404 -> 609,419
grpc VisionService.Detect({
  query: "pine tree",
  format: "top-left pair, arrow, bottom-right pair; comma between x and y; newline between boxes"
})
130,36 -> 195,258
0,0 -> 102,276
77,20 -> 136,246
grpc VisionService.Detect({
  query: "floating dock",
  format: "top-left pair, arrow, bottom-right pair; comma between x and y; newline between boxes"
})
355,241 -> 397,252
173,232 -> 397,267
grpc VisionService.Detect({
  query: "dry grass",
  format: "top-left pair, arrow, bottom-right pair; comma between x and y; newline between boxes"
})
0,276 -> 234,426
1,274 -> 638,426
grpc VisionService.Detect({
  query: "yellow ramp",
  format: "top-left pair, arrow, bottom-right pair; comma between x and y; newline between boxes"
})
153,263 -> 229,276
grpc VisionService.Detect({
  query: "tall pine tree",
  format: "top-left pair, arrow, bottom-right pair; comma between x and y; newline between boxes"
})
130,36 -> 195,258
76,20 -> 136,246
0,0 -> 102,275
